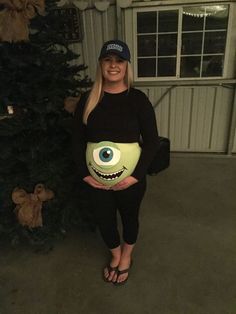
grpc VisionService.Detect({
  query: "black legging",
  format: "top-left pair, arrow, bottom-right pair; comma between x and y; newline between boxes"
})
87,178 -> 146,249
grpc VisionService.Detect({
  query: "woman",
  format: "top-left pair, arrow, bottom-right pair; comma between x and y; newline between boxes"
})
73,39 -> 159,285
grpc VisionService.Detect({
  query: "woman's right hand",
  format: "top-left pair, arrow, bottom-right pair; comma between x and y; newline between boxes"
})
83,175 -> 109,190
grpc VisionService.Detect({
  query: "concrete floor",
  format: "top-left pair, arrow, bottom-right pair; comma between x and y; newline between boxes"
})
1,156 -> 236,314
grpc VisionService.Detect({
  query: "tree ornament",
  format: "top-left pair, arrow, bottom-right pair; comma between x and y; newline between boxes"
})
64,95 -> 81,114
0,0 -> 45,42
12,184 -> 54,228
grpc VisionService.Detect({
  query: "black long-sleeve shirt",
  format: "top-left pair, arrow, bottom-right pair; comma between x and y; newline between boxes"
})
73,88 -> 159,181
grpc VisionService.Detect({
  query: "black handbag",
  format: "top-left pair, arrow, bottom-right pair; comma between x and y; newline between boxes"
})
147,136 -> 170,175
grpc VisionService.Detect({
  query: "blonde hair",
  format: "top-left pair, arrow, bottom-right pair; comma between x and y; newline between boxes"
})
83,61 -> 133,124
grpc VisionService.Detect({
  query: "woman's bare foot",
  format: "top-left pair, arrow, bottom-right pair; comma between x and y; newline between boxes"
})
112,243 -> 134,284
103,256 -> 120,282
113,256 -> 132,284
104,246 -> 121,282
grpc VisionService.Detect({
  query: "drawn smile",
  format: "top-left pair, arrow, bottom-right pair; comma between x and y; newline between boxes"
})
89,163 -> 127,181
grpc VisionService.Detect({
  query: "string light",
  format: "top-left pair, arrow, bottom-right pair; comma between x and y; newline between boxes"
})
183,5 -> 227,18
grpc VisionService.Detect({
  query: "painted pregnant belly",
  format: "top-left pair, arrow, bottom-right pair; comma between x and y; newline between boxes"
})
86,141 -> 141,186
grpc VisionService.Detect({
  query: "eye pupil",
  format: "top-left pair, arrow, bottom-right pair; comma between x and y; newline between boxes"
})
99,148 -> 113,162
103,150 -> 111,158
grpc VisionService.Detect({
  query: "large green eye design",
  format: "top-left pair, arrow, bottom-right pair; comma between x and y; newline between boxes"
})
93,146 -> 121,166
86,141 -> 141,186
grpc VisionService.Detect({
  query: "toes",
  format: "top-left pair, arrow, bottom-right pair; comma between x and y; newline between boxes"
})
116,273 -> 128,283
104,268 -> 109,280
108,271 -> 115,281
104,267 -> 117,281
112,272 -> 118,283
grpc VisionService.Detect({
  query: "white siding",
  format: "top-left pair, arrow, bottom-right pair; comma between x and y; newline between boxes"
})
138,86 -> 234,152
232,130 -> 236,153
70,5 -> 117,79
230,97 -> 236,154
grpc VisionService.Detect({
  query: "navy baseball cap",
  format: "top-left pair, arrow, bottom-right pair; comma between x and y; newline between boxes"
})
99,40 -> 131,62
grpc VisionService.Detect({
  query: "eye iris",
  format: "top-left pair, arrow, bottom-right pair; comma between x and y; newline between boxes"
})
99,148 -> 113,162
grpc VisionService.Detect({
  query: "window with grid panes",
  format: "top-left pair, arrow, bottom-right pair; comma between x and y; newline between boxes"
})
135,4 -> 229,79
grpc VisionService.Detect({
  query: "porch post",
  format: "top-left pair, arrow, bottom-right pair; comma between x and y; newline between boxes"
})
227,86 -> 236,155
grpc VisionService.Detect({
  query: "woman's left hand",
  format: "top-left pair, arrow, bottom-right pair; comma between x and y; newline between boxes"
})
111,176 -> 138,191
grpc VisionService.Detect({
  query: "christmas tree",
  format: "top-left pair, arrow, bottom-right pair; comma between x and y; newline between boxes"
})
0,0 -> 93,247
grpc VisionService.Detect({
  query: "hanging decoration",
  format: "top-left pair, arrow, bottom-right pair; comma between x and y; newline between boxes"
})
52,5 -> 83,42
94,0 -> 109,12
116,0 -> 132,9
57,0 -> 132,12
64,95 -> 81,114
12,183 -> 54,229
75,0 -> 88,10
0,0 -> 45,42
57,0 -> 88,10
183,5 -> 228,18
57,0 -> 134,12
